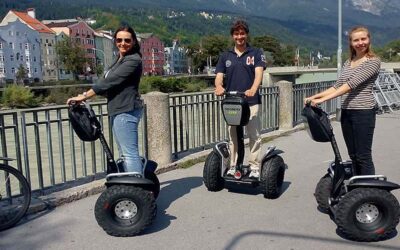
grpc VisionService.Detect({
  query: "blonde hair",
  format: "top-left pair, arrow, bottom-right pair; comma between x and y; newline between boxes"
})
348,26 -> 376,60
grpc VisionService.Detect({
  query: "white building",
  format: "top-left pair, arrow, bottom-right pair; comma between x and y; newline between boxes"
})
0,18 -> 42,84
164,39 -> 188,75
94,30 -> 116,72
1,8 -> 58,82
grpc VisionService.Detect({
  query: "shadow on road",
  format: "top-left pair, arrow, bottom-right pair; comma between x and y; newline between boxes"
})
224,230 -> 400,250
224,181 -> 291,198
143,176 -> 203,234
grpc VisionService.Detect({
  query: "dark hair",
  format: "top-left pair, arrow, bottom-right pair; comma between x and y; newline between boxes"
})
230,19 -> 249,35
348,26 -> 375,60
113,24 -> 142,57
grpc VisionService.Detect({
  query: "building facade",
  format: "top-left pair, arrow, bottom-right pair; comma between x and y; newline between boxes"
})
45,19 -> 96,74
0,19 -> 42,84
94,31 -> 116,72
164,39 -> 188,75
1,8 -> 57,82
137,33 -> 164,75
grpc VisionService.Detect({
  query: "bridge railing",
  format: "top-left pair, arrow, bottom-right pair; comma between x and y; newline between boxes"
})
0,103 -> 147,193
169,86 -> 280,158
292,81 -> 337,125
1,80 -> 335,193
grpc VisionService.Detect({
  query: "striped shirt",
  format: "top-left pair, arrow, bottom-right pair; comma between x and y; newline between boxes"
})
334,57 -> 380,109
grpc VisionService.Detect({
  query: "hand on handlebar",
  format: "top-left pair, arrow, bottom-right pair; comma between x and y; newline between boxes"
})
245,88 -> 257,97
214,85 -> 225,96
66,95 -> 85,105
304,97 -> 323,107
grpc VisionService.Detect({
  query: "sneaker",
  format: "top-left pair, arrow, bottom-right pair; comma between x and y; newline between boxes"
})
226,166 -> 236,176
249,169 -> 260,179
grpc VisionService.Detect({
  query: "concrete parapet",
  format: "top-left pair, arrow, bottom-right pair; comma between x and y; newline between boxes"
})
143,92 -> 172,166
276,80 -> 293,130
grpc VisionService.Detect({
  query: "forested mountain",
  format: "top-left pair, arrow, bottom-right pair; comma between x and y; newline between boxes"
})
1,0 -> 400,54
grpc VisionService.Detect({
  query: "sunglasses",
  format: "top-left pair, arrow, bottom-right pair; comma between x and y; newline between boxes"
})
116,38 -> 132,44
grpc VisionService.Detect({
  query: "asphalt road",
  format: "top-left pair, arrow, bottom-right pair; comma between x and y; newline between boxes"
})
1,112 -> 400,250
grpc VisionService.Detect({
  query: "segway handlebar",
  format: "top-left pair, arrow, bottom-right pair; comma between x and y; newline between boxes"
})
224,91 -> 246,97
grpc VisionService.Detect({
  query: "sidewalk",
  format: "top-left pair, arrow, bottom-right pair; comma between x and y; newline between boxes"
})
27,119 -> 307,215
1,111 -> 399,250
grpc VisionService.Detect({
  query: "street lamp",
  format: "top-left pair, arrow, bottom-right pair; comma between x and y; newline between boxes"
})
336,0 -> 342,121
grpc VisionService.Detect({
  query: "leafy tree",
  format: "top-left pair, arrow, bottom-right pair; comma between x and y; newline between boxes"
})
187,35 -> 230,72
93,64 -> 104,77
55,37 -> 88,80
252,36 -> 295,66
2,84 -> 39,108
376,40 -> 400,62
15,64 -> 28,84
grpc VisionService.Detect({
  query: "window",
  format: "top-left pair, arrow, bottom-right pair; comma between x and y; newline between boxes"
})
0,55 -> 4,62
33,56 -> 37,62
25,43 -> 29,49
9,42 -> 13,49
10,55 -> 14,61
0,42 -> 2,49
8,30 -> 13,36
33,44 -> 36,50
26,55 -> 30,62
16,31 -> 20,36
0,67 -> 4,73
11,67 -> 15,74
34,68 -> 37,73
20,43 -> 23,50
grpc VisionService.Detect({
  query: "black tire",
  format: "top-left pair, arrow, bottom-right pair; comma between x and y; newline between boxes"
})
314,174 -> 333,213
335,188 -> 400,242
94,185 -> 156,237
144,171 -> 160,199
203,151 -> 224,191
0,164 -> 31,231
260,155 -> 285,199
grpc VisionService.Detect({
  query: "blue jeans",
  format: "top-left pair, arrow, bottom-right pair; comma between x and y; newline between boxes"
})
111,109 -> 143,174
341,109 -> 376,175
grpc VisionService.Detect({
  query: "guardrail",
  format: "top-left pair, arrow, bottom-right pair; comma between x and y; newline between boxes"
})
169,86 -> 280,158
0,80 -> 335,192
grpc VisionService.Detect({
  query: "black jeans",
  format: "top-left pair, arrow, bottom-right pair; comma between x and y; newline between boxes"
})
341,109 -> 376,175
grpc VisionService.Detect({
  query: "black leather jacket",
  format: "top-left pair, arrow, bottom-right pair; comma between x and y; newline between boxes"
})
92,53 -> 142,116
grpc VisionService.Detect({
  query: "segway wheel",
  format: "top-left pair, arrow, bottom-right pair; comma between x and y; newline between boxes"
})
314,174 -> 333,213
203,151 -> 224,191
335,188 -> 400,242
144,171 -> 160,199
260,155 -> 285,199
94,185 -> 156,237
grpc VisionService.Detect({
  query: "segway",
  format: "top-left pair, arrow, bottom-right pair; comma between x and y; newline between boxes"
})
68,102 -> 160,237
203,91 -> 286,199
302,103 -> 400,241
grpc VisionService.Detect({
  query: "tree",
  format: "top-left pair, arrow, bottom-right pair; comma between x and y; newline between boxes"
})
187,35 -> 230,73
15,64 -> 28,84
55,37 -> 88,80
93,63 -> 104,77
252,36 -> 294,66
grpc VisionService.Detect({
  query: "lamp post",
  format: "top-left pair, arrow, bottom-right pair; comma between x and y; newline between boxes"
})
336,0 -> 343,121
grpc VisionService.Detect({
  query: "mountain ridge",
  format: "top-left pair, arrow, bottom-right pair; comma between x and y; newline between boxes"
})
1,0 -> 400,53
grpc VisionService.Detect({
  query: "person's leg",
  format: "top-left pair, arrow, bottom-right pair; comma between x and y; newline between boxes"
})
111,109 -> 143,175
351,109 -> 376,175
228,125 -> 238,167
341,109 -> 357,173
246,104 -> 262,169
227,125 -> 238,175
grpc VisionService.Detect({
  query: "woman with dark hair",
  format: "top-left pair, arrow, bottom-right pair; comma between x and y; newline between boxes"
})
305,26 -> 381,175
67,25 -> 144,177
